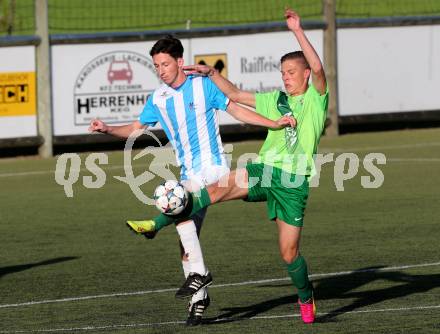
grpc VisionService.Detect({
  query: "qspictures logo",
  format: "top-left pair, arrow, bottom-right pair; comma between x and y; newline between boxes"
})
74,51 -> 160,125
55,128 -> 387,204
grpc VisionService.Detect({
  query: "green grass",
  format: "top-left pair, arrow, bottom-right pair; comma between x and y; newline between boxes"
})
0,128 -> 440,333
2,0 -> 440,35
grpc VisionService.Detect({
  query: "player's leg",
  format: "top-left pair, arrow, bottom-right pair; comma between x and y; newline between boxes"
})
180,209 -> 210,326
207,168 -> 249,203
205,162 -> 273,206
277,219 -> 315,323
179,208 -> 208,279
269,169 -> 315,323
276,220 -> 313,299
175,176 -> 212,300
177,168 -> 250,216
127,169 -> 250,234
177,164 -> 229,325
175,219 -> 212,298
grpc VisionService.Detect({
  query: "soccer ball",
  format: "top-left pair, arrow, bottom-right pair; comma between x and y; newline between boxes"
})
153,180 -> 188,215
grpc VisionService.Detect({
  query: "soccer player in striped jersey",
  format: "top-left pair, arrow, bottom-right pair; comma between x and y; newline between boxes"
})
89,35 -> 294,326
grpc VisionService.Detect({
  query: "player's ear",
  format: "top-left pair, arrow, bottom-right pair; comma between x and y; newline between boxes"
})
177,57 -> 184,68
304,68 -> 311,81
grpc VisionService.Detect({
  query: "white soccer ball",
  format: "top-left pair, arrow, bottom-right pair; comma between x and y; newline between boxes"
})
153,180 -> 189,215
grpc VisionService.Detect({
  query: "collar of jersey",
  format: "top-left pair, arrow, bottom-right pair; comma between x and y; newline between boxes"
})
169,75 -> 194,92
288,91 -> 305,102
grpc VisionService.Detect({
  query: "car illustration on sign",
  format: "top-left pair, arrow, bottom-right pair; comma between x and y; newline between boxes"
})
74,51 -> 159,125
108,60 -> 133,84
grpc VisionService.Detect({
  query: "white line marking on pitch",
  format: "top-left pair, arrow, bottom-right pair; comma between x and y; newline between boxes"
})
387,158 -> 440,162
0,164 -> 145,178
3,156 -> 440,178
320,141 -> 440,153
1,261 -> 439,309
1,304 -> 439,333
1,141 -> 440,178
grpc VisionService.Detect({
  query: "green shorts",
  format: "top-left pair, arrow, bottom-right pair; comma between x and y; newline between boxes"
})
245,163 -> 309,227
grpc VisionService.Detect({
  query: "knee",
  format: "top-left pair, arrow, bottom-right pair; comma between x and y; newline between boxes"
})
209,183 -> 230,203
208,186 -> 220,203
280,248 -> 299,264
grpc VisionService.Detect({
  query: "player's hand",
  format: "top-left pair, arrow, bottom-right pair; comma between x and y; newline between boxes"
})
183,64 -> 216,76
285,8 -> 301,32
88,119 -> 108,133
274,115 -> 297,129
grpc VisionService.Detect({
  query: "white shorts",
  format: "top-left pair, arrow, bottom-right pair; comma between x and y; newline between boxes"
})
180,164 -> 230,231
181,164 -> 230,192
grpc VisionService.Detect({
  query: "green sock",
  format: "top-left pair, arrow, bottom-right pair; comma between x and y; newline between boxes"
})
152,213 -> 175,231
286,255 -> 313,302
153,187 -> 212,231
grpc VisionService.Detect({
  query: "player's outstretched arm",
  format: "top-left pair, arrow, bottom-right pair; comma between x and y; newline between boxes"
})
183,64 -> 256,107
89,119 -> 146,139
285,8 -> 327,94
227,101 -> 296,129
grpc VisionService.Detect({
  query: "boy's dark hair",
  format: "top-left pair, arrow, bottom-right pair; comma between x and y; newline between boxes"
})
150,35 -> 184,59
280,51 -> 310,69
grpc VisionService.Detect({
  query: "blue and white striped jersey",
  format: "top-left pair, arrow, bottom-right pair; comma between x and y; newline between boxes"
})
139,75 -> 229,180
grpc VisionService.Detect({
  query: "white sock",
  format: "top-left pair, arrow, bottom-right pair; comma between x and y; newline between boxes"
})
176,221 -> 207,276
182,260 -> 191,278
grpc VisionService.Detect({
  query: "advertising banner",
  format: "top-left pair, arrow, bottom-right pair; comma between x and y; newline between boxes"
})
190,30 -> 323,124
52,42 -> 166,136
0,46 -> 37,139
338,25 -> 440,116
52,31 -> 324,135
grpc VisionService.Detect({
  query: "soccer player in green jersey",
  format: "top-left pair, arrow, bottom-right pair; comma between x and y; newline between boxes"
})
127,8 -> 328,324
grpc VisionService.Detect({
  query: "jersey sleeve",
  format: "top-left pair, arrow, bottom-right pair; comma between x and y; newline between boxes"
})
202,77 -> 229,112
306,84 -> 329,133
255,91 -> 279,118
308,84 -> 329,112
138,95 -> 159,126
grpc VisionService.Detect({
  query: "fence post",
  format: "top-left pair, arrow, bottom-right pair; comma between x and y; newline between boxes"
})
35,0 -> 53,157
6,0 -> 15,34
323,0 -> 339,136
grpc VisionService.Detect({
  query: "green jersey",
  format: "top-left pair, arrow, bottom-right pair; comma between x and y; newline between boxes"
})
255,84 -> 329,176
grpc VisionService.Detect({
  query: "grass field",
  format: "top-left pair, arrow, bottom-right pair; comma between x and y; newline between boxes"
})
1,128 -> 440,333
3,0 -> 440,35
